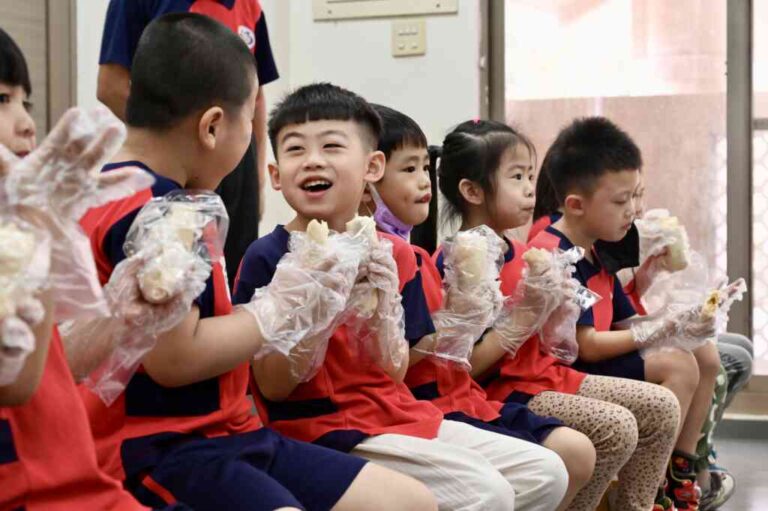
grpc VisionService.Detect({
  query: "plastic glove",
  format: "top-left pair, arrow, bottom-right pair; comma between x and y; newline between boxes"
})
415,226 -> 506,369
239,227 -> 364,359
632,251 -> 667,298
628,306 -> 715,351
0,107 -> 154,321
64,243 -> 210,405
346,236 -> 409,375
636,209 -> 690,272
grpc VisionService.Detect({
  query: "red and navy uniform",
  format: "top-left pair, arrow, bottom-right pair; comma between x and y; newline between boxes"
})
478,238 -> 588,404
100,0 -> 278,85
80,162 -> 366,511
406,244 -> 562,444
527,213 -> 560,243
0,329 -> 150,511
233,226 -> 444,452
529,225 -> 645,381
99,0 -> 279,288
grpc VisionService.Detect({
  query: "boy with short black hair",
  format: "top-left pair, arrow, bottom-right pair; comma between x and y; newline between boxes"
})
530,116 -> 721,510
80,14 -> 433,511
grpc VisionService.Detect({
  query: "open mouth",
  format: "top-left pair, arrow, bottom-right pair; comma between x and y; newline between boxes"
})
14,150 -> 29,158
301,178 -> 333,193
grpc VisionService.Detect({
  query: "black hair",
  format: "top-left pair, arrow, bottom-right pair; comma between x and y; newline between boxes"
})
126,12 -> 256,130
410,145 -> 441,254
0,28 -> 31,96
370,104 -> 427,158
437,119 -> 535,222
532,148 -> 561,220
268,83 -> 381,155
538,116 -> 642,209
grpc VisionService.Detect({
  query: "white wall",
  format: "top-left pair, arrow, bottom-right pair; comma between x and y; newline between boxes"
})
75,0 -> 482,233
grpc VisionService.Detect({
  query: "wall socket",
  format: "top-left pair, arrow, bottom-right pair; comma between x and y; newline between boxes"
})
392,19 -> 426,57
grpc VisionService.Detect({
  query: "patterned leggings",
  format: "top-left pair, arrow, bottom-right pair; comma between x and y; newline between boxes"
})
527,375 -> 680,511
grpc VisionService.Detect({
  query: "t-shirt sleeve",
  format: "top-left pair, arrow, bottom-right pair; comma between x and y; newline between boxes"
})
232,242 -> 276,305
99,0 -> 151,68
100,208 -> 141,268
401,271 -> 436,346
612,276 -> 637,323
573,270 -> 595,327
254,12 -> 279,86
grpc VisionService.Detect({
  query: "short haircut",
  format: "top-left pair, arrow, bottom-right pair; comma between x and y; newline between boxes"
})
370,104 -> 427,159
268,83 -> 381,155
126,12 -> 256,130
542,117 -> 642,206
0,28 -> 31,96
438,119 -> 535,221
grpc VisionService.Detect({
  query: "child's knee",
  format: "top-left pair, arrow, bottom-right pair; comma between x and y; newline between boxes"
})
694,343 -> 722,382
605,404 -> 639,460
543,427 -> 595,488
649,350 -> 700,391
533,445 -> 570,502
640,385 -> 681,438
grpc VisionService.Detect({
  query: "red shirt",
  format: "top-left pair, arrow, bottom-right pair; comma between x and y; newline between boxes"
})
480,238 -> 587,400
0,330 -> 146,511
234,227 -> 443,451
79,162 -> 260,481
404,246 -> 504,421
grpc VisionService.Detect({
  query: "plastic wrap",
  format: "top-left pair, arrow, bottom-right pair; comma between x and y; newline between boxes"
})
0,215 -> 51,385
636,209 -> 691,272
76,192 -> 224,405
413,225 -> 506,369
343,216 -> 409,375
1,106 -> 154,321
239,220 -> 365,375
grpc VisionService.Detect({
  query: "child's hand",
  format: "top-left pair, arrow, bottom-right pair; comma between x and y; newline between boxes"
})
347,238 -> 408,375
633,250 -> 668,297
630,306 -> 715,351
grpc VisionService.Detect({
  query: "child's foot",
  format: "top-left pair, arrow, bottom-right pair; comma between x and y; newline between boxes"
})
699,470 -> 735,511
667,451 -> 701,510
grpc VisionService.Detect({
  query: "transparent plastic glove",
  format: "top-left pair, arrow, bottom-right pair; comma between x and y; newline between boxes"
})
239,227 -> 364,359
66,243 -> 210,405
346,236 -> 409,375
493,247 -> 583,356
0,107 -> 154,321
414,226 -> 506,369
628,306 -> 715,352
0,215 -> 51,385
632,251 -> 667,298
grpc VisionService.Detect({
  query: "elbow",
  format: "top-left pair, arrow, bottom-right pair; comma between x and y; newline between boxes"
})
575,340 -> 601,363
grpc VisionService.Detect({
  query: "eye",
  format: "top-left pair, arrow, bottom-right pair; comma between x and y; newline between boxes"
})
285,145 -> 302,153
512,172 -> 524,181
324,143 -> 344,149
423,165 -> 430,173
23,100 -> 32,112
402,165 -> 417,173
0,94 -> 9,104
614,200 -> 629,206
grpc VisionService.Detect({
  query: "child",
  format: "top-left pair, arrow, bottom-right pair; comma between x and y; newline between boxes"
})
0,27 -> 159,511
234,83 -> 569,511
529,117 -> 721,510
78,14 -> 434,511
365,103 -> 593,510
436,119 -> 681,511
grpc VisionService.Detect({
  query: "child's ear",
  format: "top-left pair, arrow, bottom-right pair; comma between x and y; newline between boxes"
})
268,162 -> 282,191
563,193 -> 585,216
363,150 -> 386,183
458,178 -> 484,206
198,107 -> 225,150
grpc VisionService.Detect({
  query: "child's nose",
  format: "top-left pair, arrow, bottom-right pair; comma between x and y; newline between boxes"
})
16,108 -> 36,141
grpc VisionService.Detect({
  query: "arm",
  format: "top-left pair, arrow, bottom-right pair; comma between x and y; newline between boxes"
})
97,64 -> 131,121
0,290 -> 54,406
142,307 -> 265,387
575,325 -> 637,362
469,330 -> 507,378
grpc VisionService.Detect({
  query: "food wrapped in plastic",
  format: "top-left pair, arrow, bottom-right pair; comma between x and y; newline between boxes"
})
239,221 -> 365,364
342,217 -> 409,374
1,106 -> 154,321
414,226 -> 506,369
124,190 -> 228,304
0,215 -> 51,385
635,209 -> 690,272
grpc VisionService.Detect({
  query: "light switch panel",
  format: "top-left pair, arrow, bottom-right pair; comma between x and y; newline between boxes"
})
392,19 -> 426,57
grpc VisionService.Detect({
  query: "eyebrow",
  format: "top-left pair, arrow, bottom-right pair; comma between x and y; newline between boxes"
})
279,129 -> 349,145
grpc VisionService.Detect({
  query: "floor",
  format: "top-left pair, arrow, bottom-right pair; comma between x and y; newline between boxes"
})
712,421 -> 768,510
